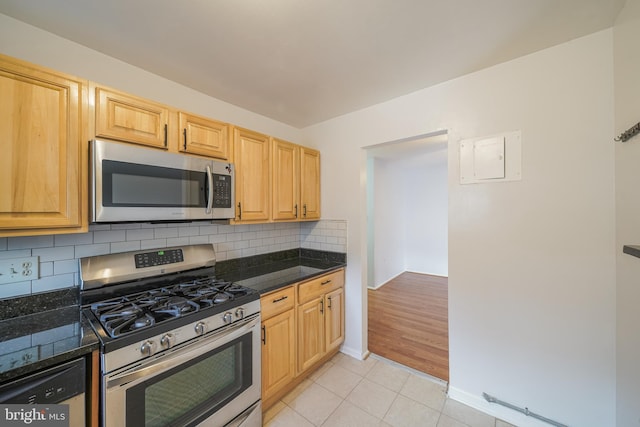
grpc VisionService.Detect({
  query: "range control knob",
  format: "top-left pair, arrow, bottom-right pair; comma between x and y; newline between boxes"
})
160,333 -> 175,349
223,312 -> 234,324
194,321 -> 206,335
235,307 -> 245,319
140,340 -> 156,356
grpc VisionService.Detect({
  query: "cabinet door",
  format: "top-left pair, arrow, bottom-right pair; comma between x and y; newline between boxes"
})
178,112 -> 230,160
95,87 -> 169,149
262,309 -> 296,401
297,296 -> 324,373
325,287 -> 345,353
272,138 -> 299,221
300,147 -> 320,220
233,127 -> 270,222
0,55 -> 86,234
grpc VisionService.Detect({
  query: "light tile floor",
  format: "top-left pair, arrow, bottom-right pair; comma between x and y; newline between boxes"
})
264,353 -> 516,427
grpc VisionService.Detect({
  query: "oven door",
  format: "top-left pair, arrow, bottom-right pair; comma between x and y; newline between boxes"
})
92,139 -> 234,222
103,315 -> 261,427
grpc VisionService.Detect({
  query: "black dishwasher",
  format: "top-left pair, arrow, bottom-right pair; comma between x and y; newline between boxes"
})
0,358 -> 86,425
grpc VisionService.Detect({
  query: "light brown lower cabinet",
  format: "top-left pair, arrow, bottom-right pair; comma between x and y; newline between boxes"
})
261,309 -> 296,400
260,268 -> 345,410
324,287 -> 345,353
297,270 -> 345,374
297,295 -> 325,372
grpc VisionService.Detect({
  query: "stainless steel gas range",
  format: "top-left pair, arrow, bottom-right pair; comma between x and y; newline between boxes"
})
80,244 -> 261,427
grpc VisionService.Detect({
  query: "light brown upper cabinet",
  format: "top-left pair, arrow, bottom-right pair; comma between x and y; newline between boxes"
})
178,112 -> 230,160
95,87 -> 170,149
300,146 -> 321,220
272,139 -> 321,222
272,139 -> 299,221
95,86 -> 231,160
233,127 -> 270,222
0,54 -> 88,237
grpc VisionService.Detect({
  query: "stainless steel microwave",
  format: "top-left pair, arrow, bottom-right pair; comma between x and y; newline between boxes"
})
90,139 -> 235,222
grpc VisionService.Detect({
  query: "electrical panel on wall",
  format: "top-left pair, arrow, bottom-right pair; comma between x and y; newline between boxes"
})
459,131 -> 521,184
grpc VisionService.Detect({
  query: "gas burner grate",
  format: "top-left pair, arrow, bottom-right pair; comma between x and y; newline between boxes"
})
90,277 -> 253,338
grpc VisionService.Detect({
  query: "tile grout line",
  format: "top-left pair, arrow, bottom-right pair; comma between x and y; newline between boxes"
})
369,353 -> 448,387
315,365 -> 366,426
366,355 -> 453,426
272,353 -> 499,427
380,391 -> 401,425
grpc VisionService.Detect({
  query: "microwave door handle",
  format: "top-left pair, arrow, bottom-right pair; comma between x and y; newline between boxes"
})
205,165 -> 213,214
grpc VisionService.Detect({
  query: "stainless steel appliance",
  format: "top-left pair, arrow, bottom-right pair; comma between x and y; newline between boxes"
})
90,139 -> 235,223
0,358 -> 86,426
80,244 -> 261,427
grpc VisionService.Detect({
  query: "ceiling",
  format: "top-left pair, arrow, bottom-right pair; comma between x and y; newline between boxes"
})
0,0 -> 625,128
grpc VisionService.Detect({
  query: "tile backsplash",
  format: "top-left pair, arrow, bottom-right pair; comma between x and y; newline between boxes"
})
0,220 -> 347,299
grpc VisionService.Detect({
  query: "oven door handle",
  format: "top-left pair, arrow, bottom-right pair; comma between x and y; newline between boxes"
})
106,314 -> 259,389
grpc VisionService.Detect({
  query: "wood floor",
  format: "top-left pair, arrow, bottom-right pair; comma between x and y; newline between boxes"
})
368,272 -> 449,381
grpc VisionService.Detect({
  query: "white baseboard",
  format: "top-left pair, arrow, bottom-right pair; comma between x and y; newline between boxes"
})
368,271 -> 405,290
339,345 -> 366,360
447,387 -> 557,427
405,269 -> 448,278
369,270 -> 449,290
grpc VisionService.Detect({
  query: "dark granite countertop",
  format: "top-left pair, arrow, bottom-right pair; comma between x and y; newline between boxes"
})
216,248 -> 346,294
0,289 -> 99,384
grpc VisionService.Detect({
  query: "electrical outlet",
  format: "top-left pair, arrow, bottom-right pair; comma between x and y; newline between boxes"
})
0,256 -> 39,285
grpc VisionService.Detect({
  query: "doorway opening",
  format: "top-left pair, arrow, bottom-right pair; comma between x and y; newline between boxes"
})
364,131 -> 449,381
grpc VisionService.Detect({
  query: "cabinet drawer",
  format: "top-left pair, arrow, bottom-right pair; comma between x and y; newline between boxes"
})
298,270 -> 344,304
261,286 -> 295,319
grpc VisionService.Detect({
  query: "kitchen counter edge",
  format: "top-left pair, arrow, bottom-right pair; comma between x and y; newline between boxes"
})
216,249 -> 346,295
0,310 -> 99,383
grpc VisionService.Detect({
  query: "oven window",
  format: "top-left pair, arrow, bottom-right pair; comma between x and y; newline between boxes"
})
126,334 -> 252,427
103,160 -> 207,208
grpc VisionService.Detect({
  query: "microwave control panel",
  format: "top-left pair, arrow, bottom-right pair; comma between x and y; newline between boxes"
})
213,174 -> 232,208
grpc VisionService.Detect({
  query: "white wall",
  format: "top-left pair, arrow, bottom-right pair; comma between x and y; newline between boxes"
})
402,143 -> 448,276
614,0 -> 640,425
304,30 -> 616,427
371,156 -> 406,286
